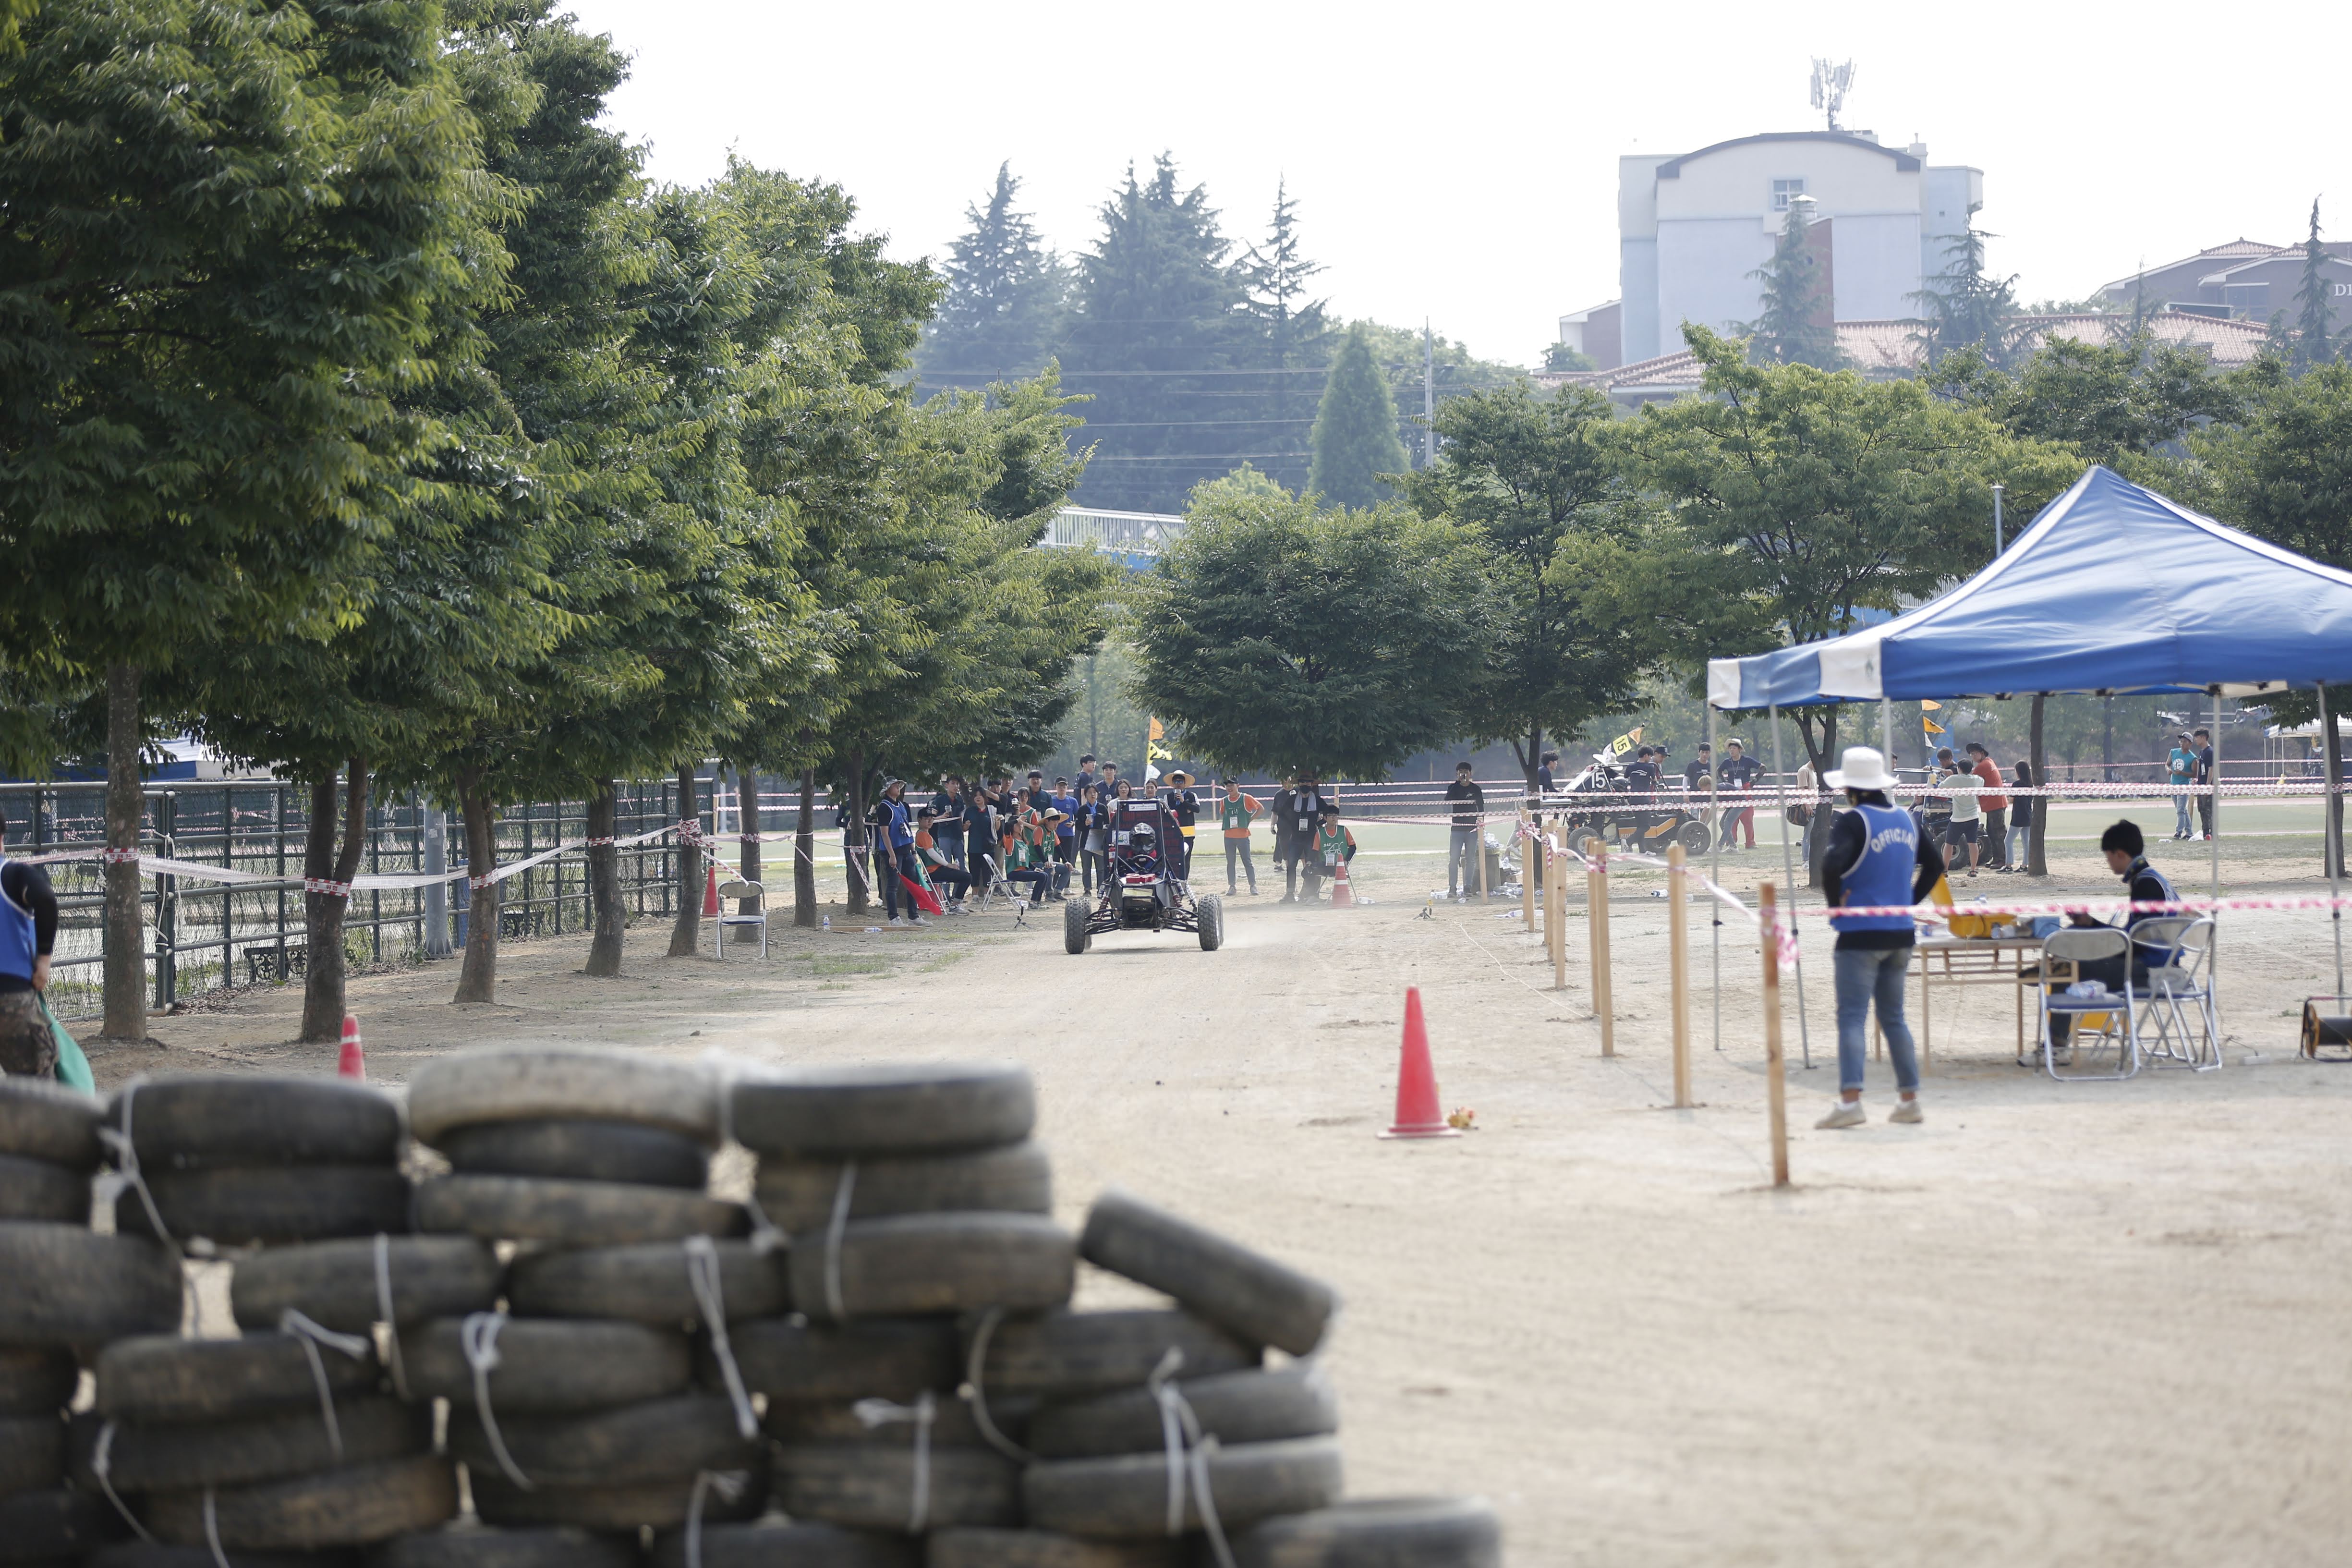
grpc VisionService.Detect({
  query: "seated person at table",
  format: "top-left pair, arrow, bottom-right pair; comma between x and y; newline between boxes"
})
913,809 -> 972,910
2049,820 -> 2179,1046
1818,746 -> 1945,1130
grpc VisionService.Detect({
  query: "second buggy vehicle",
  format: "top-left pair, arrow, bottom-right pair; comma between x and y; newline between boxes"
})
1552,757 -> 1712,857
1064,795 -> 1223,953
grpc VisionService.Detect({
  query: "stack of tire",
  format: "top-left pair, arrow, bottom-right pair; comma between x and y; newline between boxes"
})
388,1048 -> 776,1568
73,1076 -> 458,1561
0,1079 -> 178,1567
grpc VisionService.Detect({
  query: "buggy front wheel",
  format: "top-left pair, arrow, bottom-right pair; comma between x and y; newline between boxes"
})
1196,894 -> 1224,951
1064,898 -> 1091,954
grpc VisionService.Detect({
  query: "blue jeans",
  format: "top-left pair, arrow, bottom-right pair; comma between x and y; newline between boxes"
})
2007,822 -> 2030,866
1447,827 -> 1479,895
2172,791 -> 2192,836
1834,944 -> 1920,1094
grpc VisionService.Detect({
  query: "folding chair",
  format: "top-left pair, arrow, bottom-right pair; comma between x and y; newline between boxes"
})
713,878 -> 767,960
2131,916 -> 2219,1071
2037,927 -> 2139,1081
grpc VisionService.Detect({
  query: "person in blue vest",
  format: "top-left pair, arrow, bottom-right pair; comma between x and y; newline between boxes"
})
1817,746 -> 1945,1129
876,780 -> 925,927
0,808 -> 61,1076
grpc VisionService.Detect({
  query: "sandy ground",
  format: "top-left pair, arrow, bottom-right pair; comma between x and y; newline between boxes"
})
84,835 -> 2352,1568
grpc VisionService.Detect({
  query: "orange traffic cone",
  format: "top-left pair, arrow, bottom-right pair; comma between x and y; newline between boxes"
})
1330,856 -> 1354,908
337,1014 -> 365,1079
703,863 -> 721,918
1380,987 -> 1460,1140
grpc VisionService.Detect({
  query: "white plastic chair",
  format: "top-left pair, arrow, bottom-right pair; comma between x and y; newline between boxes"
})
2038,927 -> 2138,1081
714,878 -> 766,959
2131,916 -> 2219,1071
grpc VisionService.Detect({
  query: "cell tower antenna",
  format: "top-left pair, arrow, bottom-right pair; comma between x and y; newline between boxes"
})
1809,58 -> 1855,132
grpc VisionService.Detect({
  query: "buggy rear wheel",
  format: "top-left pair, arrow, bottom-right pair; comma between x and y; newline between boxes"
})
1064,897 -> 1091,954
1677,820 -> 1712,854
1564,825 -> 1600,859
1196,895 -> 1224,951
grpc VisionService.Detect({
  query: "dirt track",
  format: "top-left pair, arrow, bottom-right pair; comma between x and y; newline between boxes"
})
85,841 -> 2352,1568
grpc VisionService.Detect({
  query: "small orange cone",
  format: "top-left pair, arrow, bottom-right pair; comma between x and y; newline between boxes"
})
1380,987 -> 1460,1140
337,1014 -> 365,1079
703,863 -> 721,918
1330,856 -> 1354,908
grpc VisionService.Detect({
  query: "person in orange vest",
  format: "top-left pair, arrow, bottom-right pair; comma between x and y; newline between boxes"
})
1216,777 -> 1263,895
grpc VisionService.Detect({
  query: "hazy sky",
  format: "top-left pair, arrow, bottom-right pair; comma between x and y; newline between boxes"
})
560,0 -> 2344,366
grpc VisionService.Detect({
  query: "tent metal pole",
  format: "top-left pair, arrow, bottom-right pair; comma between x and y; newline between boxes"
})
2323,683 -> 2344,997
2211,689 -> 2223,1020
1881,697 -> 1892,759
1770,704 -> 1812,1069
1709,702 -> 1721,1052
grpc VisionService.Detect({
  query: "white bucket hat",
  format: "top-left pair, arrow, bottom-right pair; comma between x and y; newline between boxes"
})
1823,745 -> 1897,793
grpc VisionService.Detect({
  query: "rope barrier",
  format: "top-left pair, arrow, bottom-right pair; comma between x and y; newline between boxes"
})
850,1391 -> 935,1533
1145,1348 -> 1238,1568
373,1234 -> 410,1402
959,1308 -> 1040,1465
684,1236 -> 759,1439
459,1311 -> 533,1490
276,1309 -> 371,1459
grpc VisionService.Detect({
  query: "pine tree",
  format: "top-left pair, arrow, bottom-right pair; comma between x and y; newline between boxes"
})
921,163 -> 1071,386
1234,180 -> 1334,493
1308,324 -> 1409,508
1063,156 -> 1247,511
1742,200 -> 1842,369
1914,222 -> 2022,367
2294,198 -> 2335,372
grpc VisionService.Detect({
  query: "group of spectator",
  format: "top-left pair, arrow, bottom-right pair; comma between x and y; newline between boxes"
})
2168,728 -> 2217,841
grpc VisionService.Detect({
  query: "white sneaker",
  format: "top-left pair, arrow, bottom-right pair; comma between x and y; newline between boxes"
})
1889,1099 -> 1923,1125
908,915 -> 928,927
886,915 -> 906,927
1815,1101 -> 1867,1130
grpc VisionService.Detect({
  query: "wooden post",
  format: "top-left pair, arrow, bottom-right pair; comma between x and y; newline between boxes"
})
1549,836 -> 1568,990
1668,842 -> 1692,1107
1761,883 -> 1791,1187
1520,806 -> 1535,929
1587,840 -> 1614,1056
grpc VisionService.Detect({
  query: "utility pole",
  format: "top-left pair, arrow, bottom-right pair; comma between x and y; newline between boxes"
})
1422,320 -> 1435,469
1992,482 -> 2005,554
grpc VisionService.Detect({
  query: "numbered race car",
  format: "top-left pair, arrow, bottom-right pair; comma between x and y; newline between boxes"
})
1064,795 -> 1223,953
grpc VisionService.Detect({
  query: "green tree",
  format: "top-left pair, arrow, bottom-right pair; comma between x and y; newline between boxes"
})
1928,333 -> 2238,476
1308,324 -> 1408,508
1399,385 -> 1661,785
1742,201 -> 1841,369
0,0 -> 508,1038
1913,221 -> 2025,367
919,163 -> 1072,387
1232,180 -> 1334,493
2294,198 -> 2335,372
1126,489 -> 1488,779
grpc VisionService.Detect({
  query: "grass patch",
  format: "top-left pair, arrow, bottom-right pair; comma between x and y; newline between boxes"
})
919,950 -> 967,973
812,954 -> 895,977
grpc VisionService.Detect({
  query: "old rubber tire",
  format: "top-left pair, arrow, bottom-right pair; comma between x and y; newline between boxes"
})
1063,899 -> 1089,955
448,1394 -> 758,1489
648,1519 -> 918,1568
106,1077 -> 400,1168
414,1175 -> 745,1248
468,1466 -> 765,1532
144,1456 -> 457,1550
724,1317 -> 955,1404
788,1214 -> 1073,1321
1228,1496 -> 1501,1568
728,1064 -> 1033,1159
1022,1436 -> 1344,1540
375,1525 -> 640,1568
117,1166 -> 412,1247
1079,1191 -> 1335,1357
437,1119 -> 709,1190
774,1444 -> 1018,1533
230,1236 -> 500,1335
97,1333 -> 380,1424
0,1487 -> 118,1565
506,1238 -> 787,1325
91,1545 -> 364,1568
1197,895 -> 1223,951
0,1225 -> 183,1349
0,1154 -> 86,1224
752,1143 -> 1050,1235
928,1529 -> 1186,1568
1025,1364 -> 1337,1460
761,1394 -> 1019,1452
0,1412 -> 63,1494
0,1078 -> 102,1169
398,1317 -> 689,1414
70,1395 -> 426,1491
406,1050 -> 719,1148
961,1309 -> 1257,1400
0,1348 -> 77,1417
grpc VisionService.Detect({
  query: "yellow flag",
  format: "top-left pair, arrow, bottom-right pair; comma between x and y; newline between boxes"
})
1920,700 -> 1943,711
1607,726 -> 1644,756
1148,717 -> 1164,741
1923,716 -> 1946,735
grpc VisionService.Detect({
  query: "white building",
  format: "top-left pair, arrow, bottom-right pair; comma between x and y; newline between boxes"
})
1590,130 -> 1982,368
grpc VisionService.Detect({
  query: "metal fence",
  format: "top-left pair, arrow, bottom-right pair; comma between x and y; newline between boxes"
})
2,775 -> 787,1020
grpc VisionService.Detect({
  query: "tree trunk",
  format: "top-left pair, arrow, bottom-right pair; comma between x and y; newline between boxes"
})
794,769 -> 818,927
101,663 -> 146,1042
299,762 -> 370,1043
2027,695 -> 2049,877
584,779 -> 623,976
735,765 -> 762,940
453,774 -> 499,1003
1796,710 -> 1838,887
667,764 -> 702,957
843,750 -> 869,917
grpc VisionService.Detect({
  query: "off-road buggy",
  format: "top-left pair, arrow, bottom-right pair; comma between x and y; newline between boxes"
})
1064,795 -> 1223,953
1552,759 -> 1712,858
